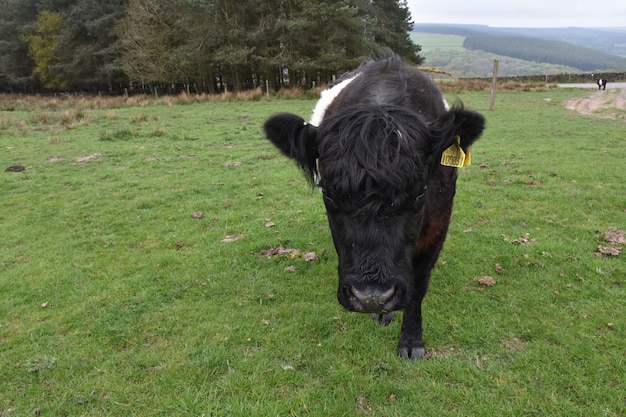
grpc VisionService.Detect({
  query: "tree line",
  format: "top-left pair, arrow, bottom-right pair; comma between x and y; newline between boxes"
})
0,0 -> 422,94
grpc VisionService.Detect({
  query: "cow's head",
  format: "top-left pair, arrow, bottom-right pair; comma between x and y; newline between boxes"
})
264,105 -> 484,314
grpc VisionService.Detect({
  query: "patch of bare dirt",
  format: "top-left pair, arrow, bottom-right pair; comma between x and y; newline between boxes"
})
564,89 -> 626,119
73,154 -> 101,163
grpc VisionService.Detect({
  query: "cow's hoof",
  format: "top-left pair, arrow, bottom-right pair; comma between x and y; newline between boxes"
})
397,344 -> 425,360
371,312 -> 394,326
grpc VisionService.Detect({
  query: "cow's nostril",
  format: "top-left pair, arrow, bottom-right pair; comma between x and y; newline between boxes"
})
342,285 -> 353,299
351,285 -> 395,304
345,285 -> 398,313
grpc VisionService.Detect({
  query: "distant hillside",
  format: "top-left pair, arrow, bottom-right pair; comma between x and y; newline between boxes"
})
412,33 -> 580,78
414,24 -> 489,37
463,35 -> 626,71
490,27 -> 626,57
411,24 -> 626,76
414,24 -> 626,57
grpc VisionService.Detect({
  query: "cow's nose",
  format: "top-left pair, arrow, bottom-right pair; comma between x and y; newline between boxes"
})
342,284 -> 401,313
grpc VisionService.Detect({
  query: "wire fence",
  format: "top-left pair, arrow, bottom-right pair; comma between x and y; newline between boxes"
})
2,72 -> 625,97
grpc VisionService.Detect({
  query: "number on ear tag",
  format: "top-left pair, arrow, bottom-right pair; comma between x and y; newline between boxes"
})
441,135 -> 471,167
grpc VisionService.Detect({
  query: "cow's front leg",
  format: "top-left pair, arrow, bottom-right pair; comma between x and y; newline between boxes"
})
397,254 -> 436,359
397,302 -> 425,359
397,276 -> 428,359
398,183 -> 454,359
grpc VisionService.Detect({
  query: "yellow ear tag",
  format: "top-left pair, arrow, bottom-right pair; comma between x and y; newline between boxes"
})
464,147 -> 472,166
441,135 -> 471,167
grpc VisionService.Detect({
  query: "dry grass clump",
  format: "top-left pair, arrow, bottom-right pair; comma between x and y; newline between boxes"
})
0,88 -> 269,113
59,109 -> 90,127
308,86 -> 324,100
1,79 -> 558,121
29,108 -> 90,129
149,126 -> 167,137
274,87 -> 306,99
231,87 -> 266,101
129,113 -> 159,123
437,79 -> 558,94
437,79 -> 491,93
498,81 -> 558,92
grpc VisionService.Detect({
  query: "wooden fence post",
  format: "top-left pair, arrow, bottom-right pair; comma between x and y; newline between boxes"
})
489,59 -> 499,111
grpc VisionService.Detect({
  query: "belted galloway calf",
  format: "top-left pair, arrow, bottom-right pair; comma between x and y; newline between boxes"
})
263,50 -> 485,359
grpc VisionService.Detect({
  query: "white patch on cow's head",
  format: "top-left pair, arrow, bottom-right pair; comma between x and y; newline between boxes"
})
443,98 -> 450,111
309,74 -> 360,126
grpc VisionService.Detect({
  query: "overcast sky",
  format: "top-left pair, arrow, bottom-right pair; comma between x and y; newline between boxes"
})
407,0 -> 626,28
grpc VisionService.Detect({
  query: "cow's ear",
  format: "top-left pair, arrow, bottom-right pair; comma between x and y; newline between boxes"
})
430,107 -> 485,159
263,113 -> 318,184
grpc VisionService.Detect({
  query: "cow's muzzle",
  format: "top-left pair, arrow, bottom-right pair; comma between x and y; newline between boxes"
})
339,282 -> 404,314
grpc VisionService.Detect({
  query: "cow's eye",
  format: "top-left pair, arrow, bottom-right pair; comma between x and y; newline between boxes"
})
411,186 -> 428,209
321,190 -> 338,210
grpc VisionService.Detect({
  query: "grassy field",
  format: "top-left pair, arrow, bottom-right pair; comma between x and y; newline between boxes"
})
1,89 -> 625,416
411,32 -> 466,53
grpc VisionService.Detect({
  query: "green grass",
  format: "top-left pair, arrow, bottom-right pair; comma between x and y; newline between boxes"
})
1,90 -> 625,416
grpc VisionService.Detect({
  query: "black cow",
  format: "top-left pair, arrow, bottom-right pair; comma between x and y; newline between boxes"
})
597,79 -> 607,90
263,50 -> 485,359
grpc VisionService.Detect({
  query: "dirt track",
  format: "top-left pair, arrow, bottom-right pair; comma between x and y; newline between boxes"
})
563,88 -> 626,118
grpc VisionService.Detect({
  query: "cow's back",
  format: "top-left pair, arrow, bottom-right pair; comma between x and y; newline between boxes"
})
325,56 -> 446,123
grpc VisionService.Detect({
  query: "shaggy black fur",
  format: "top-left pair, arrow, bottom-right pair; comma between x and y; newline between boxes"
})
263,50 -> 485,360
